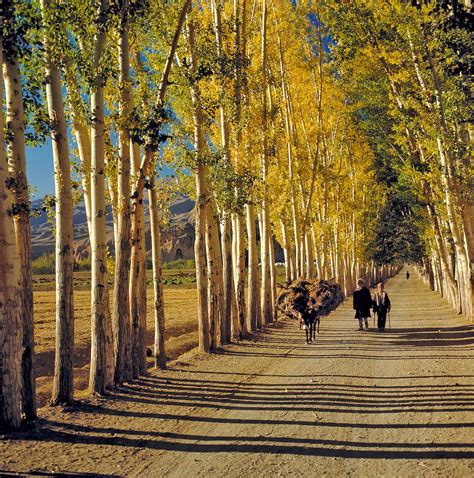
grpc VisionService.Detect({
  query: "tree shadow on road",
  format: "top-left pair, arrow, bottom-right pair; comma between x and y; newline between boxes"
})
7,317 -> 474,464
11,365 -> 473,462
17,412 -> 474,461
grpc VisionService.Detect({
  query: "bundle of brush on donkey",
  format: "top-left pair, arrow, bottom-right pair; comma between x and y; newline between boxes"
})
276,279 -> 344,343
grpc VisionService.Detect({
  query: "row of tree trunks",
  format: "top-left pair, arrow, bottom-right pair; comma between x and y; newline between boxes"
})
211,0 -> 240,343
127,0 -> 191,376
188,9 -> 240,352
379,35 -> 472,322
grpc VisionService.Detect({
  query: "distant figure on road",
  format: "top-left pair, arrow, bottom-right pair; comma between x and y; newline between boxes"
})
353,278 -> 372,331
406,271 -> 410,280
373,282 -> 391,332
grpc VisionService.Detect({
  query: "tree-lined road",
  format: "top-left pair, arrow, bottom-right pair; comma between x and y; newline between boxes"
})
1,269 -> 473,476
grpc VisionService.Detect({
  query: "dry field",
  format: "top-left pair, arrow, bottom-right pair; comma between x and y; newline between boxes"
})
33,267 -> 288,407
34,271 -> 198,407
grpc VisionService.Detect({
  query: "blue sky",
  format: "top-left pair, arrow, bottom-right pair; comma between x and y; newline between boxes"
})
27,140 -> 178,201
27,142 -> 55,199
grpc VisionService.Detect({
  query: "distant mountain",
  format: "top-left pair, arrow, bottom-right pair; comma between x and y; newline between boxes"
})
31,195 -> 285,263
31,196 -> 196,262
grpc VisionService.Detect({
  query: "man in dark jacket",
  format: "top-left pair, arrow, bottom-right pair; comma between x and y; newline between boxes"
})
353,279 -> 372,330
373,282 -> 391,332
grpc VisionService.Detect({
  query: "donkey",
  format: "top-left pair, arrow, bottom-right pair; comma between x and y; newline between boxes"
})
301,303 -> 320,344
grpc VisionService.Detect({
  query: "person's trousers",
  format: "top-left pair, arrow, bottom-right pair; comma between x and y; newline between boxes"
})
377,312 -> 387,330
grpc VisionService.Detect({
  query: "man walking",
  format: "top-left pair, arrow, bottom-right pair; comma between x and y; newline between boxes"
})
353,279 -> 372,330
406,271 -> 410,280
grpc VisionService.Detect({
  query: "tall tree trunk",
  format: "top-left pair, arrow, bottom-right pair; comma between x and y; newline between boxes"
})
260,0 -> 272,325
278,45 -> 300,277
311,224 -> 321,278
89,0 -> 113,394
280,217 -> 292,283
423,41 -> 472,314
207,204 -> 223,350
246,204 -> 260,331
232,0 -> 247,338
233,214 -> 247,336
195,164 -> 210,352
129,50 -> 147,377
0,43 -> 23,429
2,11 -> 36,419
423,180 -> 458,308
211,0 -> 238,342
112,3 -> 132,385
41,0 -> 74,404
185,15 -> 211,352
305,231 -> 315,278
269,233 -> 277,321
149,185 -> 166,369
129,145 -> 147,379
221,212 -> 236,341
63,64 -> 92,237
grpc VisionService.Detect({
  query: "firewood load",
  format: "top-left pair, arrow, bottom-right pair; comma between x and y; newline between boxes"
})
276,278 -> 344,320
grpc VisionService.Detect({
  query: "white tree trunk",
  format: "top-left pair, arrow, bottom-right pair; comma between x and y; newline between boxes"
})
112,5 -> 133,385
3,28 -> 36,420
269,233 -> 277,321
0,44 -> 23,429
195,163 -> 210,352
129,146 -> 147,379
149,185 -> 166,369
185,14 -> 210,352
207,204 -> 223,350
246,204 -> 261,331
280,217 -> 292,283
221,212 -> 236,342
89,0 -> 113,394
233,214 -> 247,336
41,0 -> 75,404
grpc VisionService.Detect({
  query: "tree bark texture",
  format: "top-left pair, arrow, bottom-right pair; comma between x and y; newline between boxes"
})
112,4 -> 133,385
89,0 -> 113,395
41,0 -> 75,405
0,44 -> 23,429
2,20 -> 36,420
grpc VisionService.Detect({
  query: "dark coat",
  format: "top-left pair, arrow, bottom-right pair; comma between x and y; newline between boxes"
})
373,292 -> 391,317
353,287 -> 372,319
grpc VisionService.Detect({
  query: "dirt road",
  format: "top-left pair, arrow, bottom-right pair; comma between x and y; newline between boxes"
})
1,269 -> 473,477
